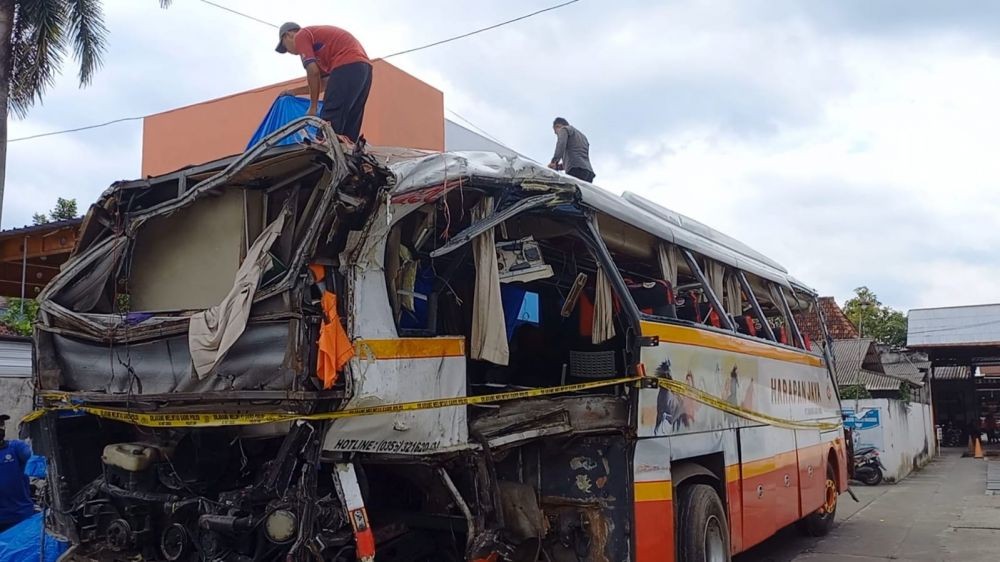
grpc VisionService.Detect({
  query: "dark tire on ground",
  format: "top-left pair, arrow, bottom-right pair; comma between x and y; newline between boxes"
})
860,466 -> 883,486
796,463 -> 838,537
677,483 -> 731,562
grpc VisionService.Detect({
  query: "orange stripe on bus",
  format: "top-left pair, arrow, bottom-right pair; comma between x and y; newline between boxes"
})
639,322 -> 823,367
634,480 -> 672,502
354,337 -> 466,360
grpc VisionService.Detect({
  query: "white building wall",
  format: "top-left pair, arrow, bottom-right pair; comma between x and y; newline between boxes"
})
845,398 -> 937,483
0,337 -> 33,434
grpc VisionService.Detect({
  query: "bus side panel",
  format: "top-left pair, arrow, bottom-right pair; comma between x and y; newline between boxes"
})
796,429 -> 827,517
738,425 -> 778,549
634,438 -> 674,562
771,427 -> 802,529
725,441 -> 744,554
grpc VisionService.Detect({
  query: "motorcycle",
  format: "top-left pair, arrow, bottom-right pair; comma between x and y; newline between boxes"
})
853,446 -> 885,486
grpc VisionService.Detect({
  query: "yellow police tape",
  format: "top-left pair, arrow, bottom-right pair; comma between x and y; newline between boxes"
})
24,376 -> 841,432
656,379 -> 842,432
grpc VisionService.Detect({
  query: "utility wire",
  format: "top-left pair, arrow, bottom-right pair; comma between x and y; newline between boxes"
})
199,0 -> 277,28
9,0 -> 579,143
379,0 -> 579,59
10,116 -> 145,142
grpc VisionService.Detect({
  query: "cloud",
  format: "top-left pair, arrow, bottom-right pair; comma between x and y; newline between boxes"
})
6,0 -> 1000,313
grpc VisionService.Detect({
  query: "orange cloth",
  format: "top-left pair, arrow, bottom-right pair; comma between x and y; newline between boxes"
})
309,264 -> 326,283
317,291 -> 354,389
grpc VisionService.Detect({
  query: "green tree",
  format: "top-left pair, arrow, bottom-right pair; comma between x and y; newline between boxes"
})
0,1 -> 171,225
843,286 -> 908,347
1,296 -> 38,335
31,196 -> 78,224
48,196 -> 76,220
839,385 -> 871,400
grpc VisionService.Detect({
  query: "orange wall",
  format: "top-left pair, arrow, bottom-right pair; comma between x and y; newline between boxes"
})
141,60 -> 444,177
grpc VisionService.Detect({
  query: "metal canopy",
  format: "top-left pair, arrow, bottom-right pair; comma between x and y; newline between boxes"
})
908,304 -> 1000,366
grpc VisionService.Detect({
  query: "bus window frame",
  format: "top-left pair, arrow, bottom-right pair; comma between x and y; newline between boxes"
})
775,285 -> 807,349
737,270 -> 776,341
681,248 -> 736,332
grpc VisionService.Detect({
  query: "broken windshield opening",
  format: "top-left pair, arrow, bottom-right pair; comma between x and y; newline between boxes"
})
385,184 -> 631,394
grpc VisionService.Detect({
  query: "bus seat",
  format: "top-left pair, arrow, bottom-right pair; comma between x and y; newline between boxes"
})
734,315 -> 757,336
627,280 -> 676,318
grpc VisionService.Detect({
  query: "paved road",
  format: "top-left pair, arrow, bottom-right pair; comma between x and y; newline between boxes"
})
735,449 -> 1000,561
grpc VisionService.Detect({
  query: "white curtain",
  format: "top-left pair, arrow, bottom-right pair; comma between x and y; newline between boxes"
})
593,265 -> 616,344
657,243 -> 679,287
471,197 -> 509,365
724,272 -> 743,317
704,259 -> 726,309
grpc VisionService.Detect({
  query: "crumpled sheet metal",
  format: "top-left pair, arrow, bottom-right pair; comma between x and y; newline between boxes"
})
388,151 -> 577,196
52,322 -> 293,394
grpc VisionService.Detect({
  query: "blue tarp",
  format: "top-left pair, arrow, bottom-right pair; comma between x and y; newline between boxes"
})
24,456 -> 46,480
0,513 -> 67,562
246,94 -> 323,149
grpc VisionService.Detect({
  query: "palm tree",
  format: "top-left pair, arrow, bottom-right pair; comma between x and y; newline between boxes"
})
0,0 -> 171,226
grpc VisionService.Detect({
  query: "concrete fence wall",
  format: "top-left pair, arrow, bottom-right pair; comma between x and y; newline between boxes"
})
0,337 -> 33,435
845,398 -> 937,483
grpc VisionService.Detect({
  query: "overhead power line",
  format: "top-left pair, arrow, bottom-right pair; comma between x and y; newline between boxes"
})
379,0 -> 579,59
10,116 -> 145,143
199,0 -> 277,29
9,0 -> 579,144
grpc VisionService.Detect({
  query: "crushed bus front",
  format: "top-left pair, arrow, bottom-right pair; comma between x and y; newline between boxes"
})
29,118 -> 846,562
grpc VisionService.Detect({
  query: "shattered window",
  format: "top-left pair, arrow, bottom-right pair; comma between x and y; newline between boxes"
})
385,187 -> 630,389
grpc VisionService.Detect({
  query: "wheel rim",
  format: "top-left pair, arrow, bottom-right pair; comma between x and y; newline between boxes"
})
704,515 -> 727,562
819,478 -> 837,516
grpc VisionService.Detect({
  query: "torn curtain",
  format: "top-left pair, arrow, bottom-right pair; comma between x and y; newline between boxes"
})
593,266 -> 617,344
471,196 -> 509,365
189,211 -> 287,378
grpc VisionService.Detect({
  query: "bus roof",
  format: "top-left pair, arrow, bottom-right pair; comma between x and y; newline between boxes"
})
387,150 -> 810,292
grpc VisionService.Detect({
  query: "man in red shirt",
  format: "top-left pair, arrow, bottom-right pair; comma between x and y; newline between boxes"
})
276,22 -> 372,142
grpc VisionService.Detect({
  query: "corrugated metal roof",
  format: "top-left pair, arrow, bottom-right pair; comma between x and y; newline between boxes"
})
832,338 -> 880,378
0,218 -> 82,237
838,369 -> 908,391
934,366 -> 970,380
908,304 -> 1000,347
882,361 -> 926,385
0,339 -> 31,377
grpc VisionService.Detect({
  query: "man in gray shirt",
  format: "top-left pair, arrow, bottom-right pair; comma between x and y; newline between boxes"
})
548,117 -> 595,182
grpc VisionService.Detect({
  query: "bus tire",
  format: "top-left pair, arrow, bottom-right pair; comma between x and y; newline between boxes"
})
796,464 -> 838,537
677,483 -> 731,562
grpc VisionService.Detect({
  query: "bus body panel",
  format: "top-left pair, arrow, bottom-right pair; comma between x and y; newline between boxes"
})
634,438 -> 674,561
636,320 -> 844,557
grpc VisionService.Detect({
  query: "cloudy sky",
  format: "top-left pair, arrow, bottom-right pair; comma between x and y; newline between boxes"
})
7,0 -> 1000,312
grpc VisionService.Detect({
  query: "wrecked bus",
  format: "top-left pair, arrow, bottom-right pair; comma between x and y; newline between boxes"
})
28,118 -> 847,562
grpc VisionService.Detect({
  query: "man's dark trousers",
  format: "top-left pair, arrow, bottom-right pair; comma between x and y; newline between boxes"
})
320,61 -> 372,142
567,167 -> 595,183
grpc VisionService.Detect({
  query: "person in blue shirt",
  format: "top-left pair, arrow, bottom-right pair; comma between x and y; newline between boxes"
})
0,414 -> 34,532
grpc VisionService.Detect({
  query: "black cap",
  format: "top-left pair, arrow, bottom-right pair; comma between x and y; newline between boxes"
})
275,22 -> 301,53
0,414 -> 9,422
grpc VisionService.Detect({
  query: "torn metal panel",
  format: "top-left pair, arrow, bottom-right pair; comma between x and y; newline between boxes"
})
49,322 -> 295,394
470,396 -> 629,448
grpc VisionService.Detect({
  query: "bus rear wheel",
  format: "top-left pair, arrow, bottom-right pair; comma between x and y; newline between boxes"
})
677,483 -> 731,562
797,464 -> 838,537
